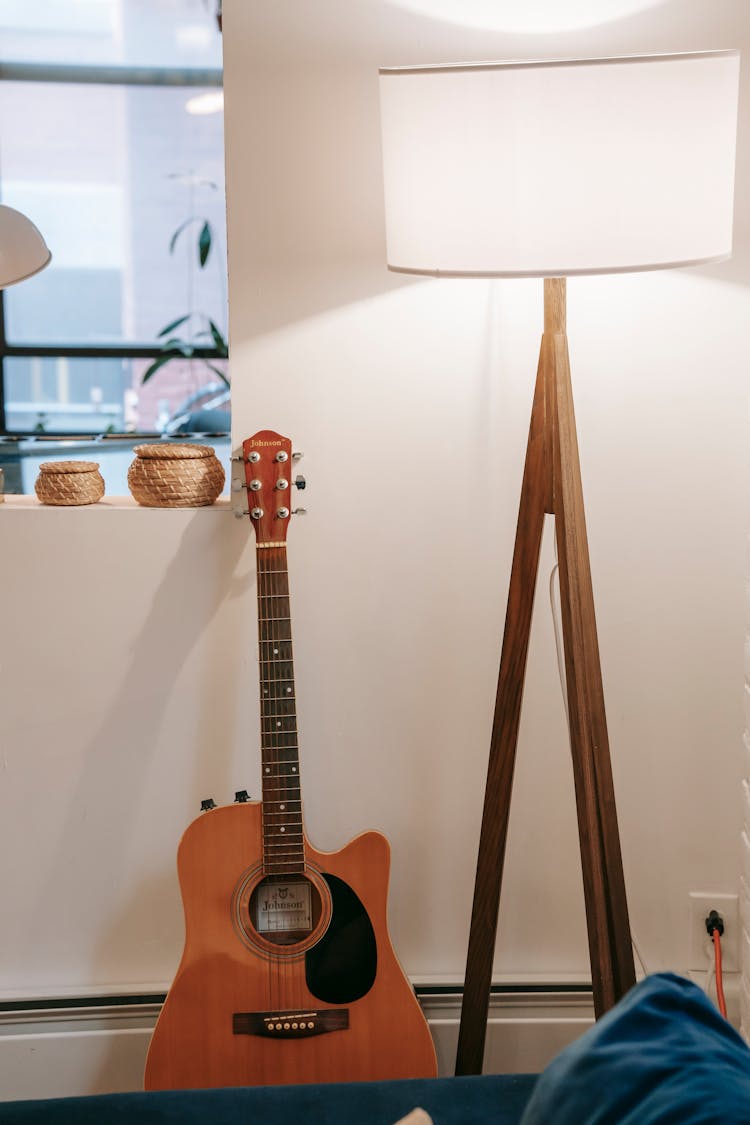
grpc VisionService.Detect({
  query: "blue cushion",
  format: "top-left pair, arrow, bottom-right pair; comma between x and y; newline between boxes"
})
521,972 -> 750,1124
0,1074 -> 537,1124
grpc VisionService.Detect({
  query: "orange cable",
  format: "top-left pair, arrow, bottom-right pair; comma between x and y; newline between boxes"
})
712,928 -> 728,1019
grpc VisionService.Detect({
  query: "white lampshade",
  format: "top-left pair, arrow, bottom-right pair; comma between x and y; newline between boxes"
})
0,204 -> 51,288
378,51 -> 740,277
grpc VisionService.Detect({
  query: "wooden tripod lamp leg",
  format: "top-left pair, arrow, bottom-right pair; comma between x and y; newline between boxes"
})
552,321 -> 636,1012
455,278 -> 634,1077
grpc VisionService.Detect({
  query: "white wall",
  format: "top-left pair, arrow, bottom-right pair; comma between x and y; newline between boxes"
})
0,501 -> 259,997
222,0 -> 750,985
0,0 -> 748,1016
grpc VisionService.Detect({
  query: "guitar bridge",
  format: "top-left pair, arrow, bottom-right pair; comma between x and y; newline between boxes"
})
233,1009 -> 349,1038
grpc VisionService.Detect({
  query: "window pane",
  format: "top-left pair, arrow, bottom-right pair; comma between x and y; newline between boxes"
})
0,0 -> 222,69
0,80 -> 227,349
4,356 -> 228,435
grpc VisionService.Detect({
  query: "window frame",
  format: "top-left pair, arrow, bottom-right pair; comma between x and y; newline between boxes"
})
0,60 -> 228,439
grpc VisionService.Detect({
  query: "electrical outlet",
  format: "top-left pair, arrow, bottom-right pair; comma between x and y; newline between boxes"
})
688,892 -> 739,973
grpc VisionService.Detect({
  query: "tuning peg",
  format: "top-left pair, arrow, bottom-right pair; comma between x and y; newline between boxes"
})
233,508 -> 248,519
294,475 -> 306,490
231,478 -> 244,491
293,508 -> 307,516
292,451 -> 303,462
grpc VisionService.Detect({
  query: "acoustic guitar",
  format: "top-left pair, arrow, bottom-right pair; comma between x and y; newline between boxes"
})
144,429 -> 437,1089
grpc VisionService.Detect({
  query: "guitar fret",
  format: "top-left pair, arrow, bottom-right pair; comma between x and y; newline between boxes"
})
253,535 -> 306,872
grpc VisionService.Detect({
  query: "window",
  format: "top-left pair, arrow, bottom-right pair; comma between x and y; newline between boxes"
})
0,0 -> 229,493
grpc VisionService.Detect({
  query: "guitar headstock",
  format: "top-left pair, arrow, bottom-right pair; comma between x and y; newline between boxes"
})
240,430 -> 300,544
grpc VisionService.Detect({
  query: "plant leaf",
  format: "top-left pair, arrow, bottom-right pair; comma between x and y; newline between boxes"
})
157,315 -> 191,338
169,218 -> 195,255
207,318 -> 228,354
142,347 -> 195,383
198,220 -> 212,267
142,353 -> 178,384
203,361 -> 230,387
159,337 -> 194,355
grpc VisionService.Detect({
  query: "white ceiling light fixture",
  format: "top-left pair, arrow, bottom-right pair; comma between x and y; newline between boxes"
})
0,203 -> 51,288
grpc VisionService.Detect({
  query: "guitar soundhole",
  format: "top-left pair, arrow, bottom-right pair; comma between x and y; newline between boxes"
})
248,874 -> 324,948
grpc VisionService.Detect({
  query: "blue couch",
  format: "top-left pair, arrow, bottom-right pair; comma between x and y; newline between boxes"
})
3,975 -> 750,1124
0,1075 -> 536,1123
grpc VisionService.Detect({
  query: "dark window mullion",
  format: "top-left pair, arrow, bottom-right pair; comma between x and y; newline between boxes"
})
2,344 -> 224,360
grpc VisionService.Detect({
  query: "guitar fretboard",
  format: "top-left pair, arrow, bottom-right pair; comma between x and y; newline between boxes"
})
257,546 -> 304,875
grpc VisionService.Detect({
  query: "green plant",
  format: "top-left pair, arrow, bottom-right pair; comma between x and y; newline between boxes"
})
143,210 -> 229,388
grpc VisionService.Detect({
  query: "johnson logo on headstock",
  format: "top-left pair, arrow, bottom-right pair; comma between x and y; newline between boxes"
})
240,430 -> 304,544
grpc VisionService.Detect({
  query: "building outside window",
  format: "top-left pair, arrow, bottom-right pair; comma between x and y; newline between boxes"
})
0,0 -> 228,492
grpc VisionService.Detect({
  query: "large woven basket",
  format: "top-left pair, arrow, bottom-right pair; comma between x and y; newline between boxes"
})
127,443 -> 225,508
35,461 -> 105,506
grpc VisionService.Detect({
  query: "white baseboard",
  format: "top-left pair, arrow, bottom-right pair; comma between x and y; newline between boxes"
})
0,989 -> 595,1102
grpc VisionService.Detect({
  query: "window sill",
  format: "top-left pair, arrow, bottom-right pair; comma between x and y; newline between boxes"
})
1,495 -> 232,511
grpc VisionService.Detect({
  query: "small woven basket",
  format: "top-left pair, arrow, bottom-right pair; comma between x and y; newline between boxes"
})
34,461 -> 105,506
127,443 -> 225,508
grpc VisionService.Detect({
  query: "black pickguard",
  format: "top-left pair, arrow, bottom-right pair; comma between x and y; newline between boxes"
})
305,874 -> 377,1004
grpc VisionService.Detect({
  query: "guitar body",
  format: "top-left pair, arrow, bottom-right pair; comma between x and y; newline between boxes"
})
145,801 -> 437,1089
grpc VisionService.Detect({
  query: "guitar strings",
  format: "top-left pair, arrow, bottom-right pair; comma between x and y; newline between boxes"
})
262,543 -> 301,1015
270,546 -> 286,1013
259,548 -> 280,1012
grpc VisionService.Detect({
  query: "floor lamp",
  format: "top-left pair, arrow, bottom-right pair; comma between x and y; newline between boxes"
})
378,50 -> 740,1074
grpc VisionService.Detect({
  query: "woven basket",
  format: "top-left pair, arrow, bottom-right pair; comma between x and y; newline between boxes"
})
34,461 -> 105,506
128,443 -> 225,508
